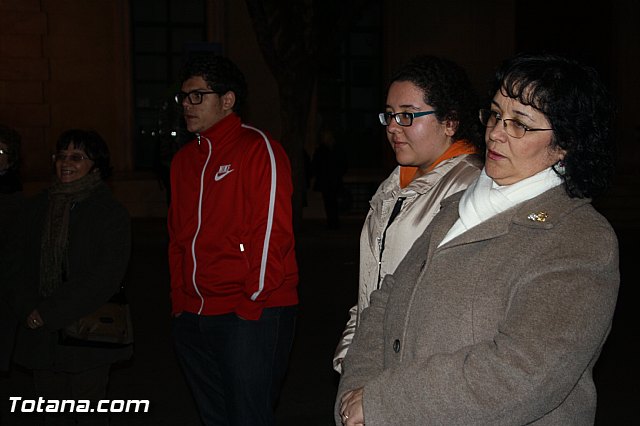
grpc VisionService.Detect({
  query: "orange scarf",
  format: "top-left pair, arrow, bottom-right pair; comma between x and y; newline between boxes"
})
399,140 -> 478,188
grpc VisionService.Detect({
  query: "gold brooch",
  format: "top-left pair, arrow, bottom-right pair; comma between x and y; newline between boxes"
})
527,211 -> 548,222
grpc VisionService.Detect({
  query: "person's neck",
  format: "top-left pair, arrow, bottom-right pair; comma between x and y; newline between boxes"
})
400,139 -> 477,188
198,112 -> 238,139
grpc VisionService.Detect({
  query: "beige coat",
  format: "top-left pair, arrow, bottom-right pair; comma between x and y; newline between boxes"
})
333,154 -> 482,372
336,185 -> 619,425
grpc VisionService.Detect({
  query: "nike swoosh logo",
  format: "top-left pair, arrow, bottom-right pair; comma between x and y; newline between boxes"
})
214,170 -> 234,181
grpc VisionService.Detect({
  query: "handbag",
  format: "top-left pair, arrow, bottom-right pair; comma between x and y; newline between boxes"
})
59,285 -> 134,348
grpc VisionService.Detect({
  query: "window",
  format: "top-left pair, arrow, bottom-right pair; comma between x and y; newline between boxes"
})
315,1 -> 383,212
130,0 -> 209,170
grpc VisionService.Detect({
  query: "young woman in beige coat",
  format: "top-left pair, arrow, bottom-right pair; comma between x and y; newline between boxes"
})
333,56 -> 483,373
337,53 -> 619,425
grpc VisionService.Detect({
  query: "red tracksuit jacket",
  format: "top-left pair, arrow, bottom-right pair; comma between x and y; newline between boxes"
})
168,113 -> 298,320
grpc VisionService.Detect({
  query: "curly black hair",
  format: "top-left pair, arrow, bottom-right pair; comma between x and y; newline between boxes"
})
491,53 -> 616,198
180,53 -> 247,115
56,129 -> 112,180
389,55 -> 484,151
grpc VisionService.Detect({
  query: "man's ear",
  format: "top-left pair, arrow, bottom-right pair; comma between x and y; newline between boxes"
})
220,91 -> 236,111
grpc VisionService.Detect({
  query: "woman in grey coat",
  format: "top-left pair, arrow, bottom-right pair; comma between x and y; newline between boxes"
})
337,53 -> 619,425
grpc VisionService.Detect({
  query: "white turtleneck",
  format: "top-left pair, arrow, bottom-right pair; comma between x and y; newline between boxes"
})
438,167 -> 563,247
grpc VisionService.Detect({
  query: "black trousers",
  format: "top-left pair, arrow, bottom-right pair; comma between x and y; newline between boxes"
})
33,365 -> 110,426
172,306 -> 297,426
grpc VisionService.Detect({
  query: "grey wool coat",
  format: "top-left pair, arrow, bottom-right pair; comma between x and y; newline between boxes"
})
336,185 -> 619,425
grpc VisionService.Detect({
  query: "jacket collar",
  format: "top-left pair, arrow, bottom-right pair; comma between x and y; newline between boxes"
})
193,113 -> 242,153
373,154 -> 479,205
434,185 -> 591,250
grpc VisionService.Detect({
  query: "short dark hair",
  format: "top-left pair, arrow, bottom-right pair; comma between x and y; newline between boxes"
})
389,55 -> 483,151
56,129 -> 112,180
0,124 -> 22,170
492,53 -> 615,198
180,54 -> 247,115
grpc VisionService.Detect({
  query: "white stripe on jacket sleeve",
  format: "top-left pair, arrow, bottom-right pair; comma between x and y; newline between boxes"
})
243,125 -> 277,302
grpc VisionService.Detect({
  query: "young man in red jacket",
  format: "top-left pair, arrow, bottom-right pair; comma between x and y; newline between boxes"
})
168,53 -> 298,426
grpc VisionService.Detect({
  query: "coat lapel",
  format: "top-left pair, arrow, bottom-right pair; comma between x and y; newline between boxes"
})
435,186 -> 591,250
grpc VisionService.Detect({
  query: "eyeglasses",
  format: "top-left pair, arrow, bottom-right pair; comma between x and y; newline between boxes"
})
174,90 -> 218,105
479,109 -> 553,139
378,111 -> 436,127
52,152 -> 91,163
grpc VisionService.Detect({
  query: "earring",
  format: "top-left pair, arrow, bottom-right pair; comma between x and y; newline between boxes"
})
553,160 -> 566,175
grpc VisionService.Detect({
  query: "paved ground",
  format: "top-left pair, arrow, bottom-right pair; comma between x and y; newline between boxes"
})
1,217 -> 638,425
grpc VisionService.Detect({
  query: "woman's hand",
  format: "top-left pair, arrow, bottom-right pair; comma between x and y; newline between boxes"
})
339,387 -> 365,425
26,309 -> 44,329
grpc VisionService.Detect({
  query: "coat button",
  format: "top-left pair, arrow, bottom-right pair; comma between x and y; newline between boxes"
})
393,339 -> 401,353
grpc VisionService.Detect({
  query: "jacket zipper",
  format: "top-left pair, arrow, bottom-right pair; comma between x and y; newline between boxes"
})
190,134 -> 212,314
376,196 -> 406,289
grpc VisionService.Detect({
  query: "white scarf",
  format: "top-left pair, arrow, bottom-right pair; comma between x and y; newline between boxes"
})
438,167 -> 563,247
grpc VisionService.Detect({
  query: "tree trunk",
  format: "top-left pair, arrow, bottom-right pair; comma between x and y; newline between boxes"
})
244,0 -> 369,228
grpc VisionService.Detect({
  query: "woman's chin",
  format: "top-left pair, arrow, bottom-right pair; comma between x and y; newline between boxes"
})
58,174 -> 79,183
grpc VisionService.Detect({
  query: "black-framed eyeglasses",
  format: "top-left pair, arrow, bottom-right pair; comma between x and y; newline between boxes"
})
479,109 -> 553,139
174,90 -> 218,105
378,110 -> 436,127
52,152 -> 91,163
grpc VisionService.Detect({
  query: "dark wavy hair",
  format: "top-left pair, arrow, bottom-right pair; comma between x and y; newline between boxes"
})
180,53 -> 247,115
56,129 -> 112,180
389,55 -> 484,151
0,124 -> 21,171
491,53 -> 616,198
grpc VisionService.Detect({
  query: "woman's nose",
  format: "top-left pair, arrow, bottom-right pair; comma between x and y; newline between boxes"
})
386,120 -> 402,134
488,122 -> 507,142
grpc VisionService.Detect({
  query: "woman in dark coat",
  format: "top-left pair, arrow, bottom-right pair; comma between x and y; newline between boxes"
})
13,129 -> 131,425
0,124 -> 23,372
